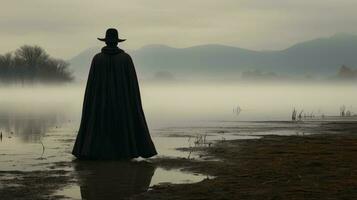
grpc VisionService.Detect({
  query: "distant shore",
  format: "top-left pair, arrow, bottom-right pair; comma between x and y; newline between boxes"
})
136,121 -> 357,200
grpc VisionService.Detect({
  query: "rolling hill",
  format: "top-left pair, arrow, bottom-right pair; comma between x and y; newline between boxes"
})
69,33 -> 357,81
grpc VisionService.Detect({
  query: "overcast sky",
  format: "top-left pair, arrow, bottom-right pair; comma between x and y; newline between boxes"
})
1,0 -> 357,59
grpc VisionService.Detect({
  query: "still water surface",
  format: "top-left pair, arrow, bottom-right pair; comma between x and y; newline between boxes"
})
0,82 -> 355,199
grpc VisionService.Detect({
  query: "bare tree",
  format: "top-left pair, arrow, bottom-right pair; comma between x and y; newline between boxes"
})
0,53 -> 14,82
0,45 -> 73,84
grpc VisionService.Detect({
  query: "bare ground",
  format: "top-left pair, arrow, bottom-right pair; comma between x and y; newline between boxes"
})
133,122 -> 357,200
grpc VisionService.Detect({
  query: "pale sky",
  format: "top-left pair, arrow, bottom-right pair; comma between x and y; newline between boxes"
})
1,0 -> 357,59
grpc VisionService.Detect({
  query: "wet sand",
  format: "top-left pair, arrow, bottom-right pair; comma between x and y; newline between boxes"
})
135,122 -> 357,200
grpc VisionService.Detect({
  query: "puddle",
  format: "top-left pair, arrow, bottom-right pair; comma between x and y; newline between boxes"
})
151,168 -> 211,185
55,185 -> 81,200
55,165 -> 210,200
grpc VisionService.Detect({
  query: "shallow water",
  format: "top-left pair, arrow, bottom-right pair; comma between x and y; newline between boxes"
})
55,167 -> 213,200
0,110 -> 311,199
0,112 -> 319,199
0,113 -> 267,199
0,83 -> 356,199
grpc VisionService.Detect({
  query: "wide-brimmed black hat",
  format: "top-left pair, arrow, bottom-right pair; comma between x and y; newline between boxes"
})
97,28 -> 126,43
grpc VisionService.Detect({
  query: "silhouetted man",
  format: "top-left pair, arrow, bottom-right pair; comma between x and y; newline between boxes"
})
72,28 -> 157,159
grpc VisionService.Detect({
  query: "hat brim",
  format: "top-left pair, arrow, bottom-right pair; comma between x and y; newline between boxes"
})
97,38 -> 126,42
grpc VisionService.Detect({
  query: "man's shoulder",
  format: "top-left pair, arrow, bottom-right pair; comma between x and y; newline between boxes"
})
94,52 -> 131,58
91,51 -> 132,64
93,52 -> 104,59
90,52 -> 102,62
117,52 -> 133,62
120,52 -> 131,58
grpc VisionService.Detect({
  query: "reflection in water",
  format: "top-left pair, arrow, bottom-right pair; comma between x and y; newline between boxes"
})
74,161 -> 155,200
58,161 -> 210,199
0,112 -> 66,142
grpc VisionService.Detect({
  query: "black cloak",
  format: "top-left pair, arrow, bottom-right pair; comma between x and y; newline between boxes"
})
72,46 -> 157,159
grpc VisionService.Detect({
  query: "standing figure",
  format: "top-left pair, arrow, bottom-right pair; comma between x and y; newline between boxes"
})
72,28 -> 157,159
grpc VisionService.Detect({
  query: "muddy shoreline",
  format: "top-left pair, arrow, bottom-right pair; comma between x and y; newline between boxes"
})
135,122 -> 357,200
1,121 -> 357,199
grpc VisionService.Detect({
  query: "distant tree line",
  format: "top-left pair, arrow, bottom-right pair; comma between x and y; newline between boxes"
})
0,45 -> 73,84
241,69 -> 282,81
337,65 -> 357,80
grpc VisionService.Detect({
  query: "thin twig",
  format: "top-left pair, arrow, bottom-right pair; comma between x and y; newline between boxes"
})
40,140 -> 45,158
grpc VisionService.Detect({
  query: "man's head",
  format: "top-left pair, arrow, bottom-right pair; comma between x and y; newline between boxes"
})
98,28 -> 126,45
105,41 -> 119,47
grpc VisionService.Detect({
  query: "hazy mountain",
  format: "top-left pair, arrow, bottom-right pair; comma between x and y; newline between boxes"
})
69,33 -> 357,80
69,46 -> 100,80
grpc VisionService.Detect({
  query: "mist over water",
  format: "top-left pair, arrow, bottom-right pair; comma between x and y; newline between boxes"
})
0,82 -> 355,129
143,82 -> 357,127
0,82 -> 355,130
